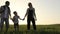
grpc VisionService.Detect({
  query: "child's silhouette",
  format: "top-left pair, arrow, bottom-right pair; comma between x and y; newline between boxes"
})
10,11 -> 23,31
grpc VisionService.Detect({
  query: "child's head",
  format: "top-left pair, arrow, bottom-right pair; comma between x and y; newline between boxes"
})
13,11 -> 17,15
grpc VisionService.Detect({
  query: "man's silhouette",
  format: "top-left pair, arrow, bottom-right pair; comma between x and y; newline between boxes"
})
0,1 -> 11,32
24,2 -> 37,30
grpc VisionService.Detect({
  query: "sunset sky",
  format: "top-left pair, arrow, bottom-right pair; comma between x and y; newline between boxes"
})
0,0 -> 60,25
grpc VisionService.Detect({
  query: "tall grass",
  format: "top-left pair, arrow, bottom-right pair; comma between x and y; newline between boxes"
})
0,25 -> 60,34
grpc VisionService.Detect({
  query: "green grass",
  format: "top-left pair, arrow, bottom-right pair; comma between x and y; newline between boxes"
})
0,24 -> 60,34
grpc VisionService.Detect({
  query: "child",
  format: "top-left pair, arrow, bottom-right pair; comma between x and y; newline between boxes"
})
11,11 -> 23,31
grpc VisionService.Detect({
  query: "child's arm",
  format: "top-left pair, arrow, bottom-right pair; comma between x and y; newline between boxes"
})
10,18 -> 13,21
18,16 -> 24,20
18,16 -> 22,20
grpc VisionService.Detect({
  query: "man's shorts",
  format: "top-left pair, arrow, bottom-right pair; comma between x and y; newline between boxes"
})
1,18 -> 9,28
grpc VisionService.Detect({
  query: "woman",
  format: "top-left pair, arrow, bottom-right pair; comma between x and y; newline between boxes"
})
24,2 -> 37,30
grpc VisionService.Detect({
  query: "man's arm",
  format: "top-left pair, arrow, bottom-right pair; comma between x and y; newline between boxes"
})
8,7 -> 11,17
10,16 -> 14,22
0,7 -> 1,13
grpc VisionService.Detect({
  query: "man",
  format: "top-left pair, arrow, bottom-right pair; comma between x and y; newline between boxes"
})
24,2 -> 37,30
0,1 -> 11,32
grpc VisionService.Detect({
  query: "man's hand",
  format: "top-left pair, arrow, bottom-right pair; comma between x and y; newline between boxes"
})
10,17 -> 12,20
34,17 -> 37,21
10,15 -> 11,18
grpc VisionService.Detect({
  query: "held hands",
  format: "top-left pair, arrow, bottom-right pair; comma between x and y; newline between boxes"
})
35,17 -> 37,21
10,15 -> 11,18
35,18 -> 37,21
10,15 -> 12,20
9,16 -> 13,20
19,18 -> 25,20
10,17 -> 12,20
22,17 -> 25,20
19,17 -> 25,20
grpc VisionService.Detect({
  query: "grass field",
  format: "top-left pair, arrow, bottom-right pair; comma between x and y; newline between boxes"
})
0,24 -> 60,34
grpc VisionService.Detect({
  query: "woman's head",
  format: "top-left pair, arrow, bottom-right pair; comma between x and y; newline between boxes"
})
28,2 -> 33,8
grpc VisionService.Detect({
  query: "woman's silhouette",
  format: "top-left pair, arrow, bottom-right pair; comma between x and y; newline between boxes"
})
24,2 -> 37,30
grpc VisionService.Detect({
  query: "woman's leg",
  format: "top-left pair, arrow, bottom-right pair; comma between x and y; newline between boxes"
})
32,18 -> 36,30
27,19 -> 30,30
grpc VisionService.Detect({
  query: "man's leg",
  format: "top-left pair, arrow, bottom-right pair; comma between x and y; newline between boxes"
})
32,18 -> 36,30
27,19 -> 30,30
0,14 -> 1,29
1,18 -> 4,31
5,18 -> 9,32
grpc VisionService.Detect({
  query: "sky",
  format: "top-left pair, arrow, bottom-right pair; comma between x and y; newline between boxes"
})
0,0 -> 60,25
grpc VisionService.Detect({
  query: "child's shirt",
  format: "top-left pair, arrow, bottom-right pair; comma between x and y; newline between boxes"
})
13,15 -> 19,24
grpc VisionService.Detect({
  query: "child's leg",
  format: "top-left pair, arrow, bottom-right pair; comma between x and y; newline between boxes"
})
14,24 -> 16,31
17,23 -> 19,31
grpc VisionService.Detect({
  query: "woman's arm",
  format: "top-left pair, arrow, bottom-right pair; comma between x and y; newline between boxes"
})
23,9 -> 28,19
33,8 -> 37,20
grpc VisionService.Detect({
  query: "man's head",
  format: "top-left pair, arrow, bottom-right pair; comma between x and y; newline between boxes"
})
28,2 -> 33,8
5,1 -> 10,6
